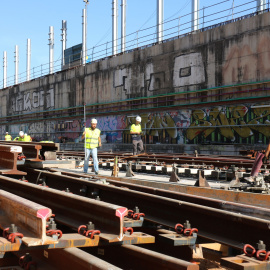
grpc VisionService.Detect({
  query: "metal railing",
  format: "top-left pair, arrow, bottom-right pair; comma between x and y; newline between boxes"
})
0,0 -> 268,90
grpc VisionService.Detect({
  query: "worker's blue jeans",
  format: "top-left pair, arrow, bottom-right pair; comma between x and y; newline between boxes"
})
84,147 -> 99,173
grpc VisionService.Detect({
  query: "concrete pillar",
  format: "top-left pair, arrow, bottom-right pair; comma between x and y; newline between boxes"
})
121,0 -> 126,52
3,51 -> 7,88
112,0 -> 118,55
257,0 -> 266,11
48,26 -> 54,74
156,0 -> 164,43
61,20 -> 67,68
82,9 -> 86,65
26,39 -> 31,81
192,0 -> 199,31
14,45 -> 19,84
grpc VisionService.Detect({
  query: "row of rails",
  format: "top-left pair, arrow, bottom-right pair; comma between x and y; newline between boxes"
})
1,164 -> 270,269
57,150 -> 270,193
0,173 -> 200,269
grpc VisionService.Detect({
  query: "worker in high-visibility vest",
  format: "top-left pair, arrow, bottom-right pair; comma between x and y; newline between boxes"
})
5,132 -> 12,141
24,133 -> 32,142
81,118 -> 102,175
17,131 -> 25,141
130,116 -> 144,155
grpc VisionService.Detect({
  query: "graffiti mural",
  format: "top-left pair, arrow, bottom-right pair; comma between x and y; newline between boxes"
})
2,103 -> 270,144
10,88 -> 54,113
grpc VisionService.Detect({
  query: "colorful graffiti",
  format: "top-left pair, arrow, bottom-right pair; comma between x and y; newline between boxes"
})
2,103 -> 270,144
187,105 -> 270,142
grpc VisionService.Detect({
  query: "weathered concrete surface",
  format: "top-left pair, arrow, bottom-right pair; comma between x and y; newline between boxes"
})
1,11 -> 270,148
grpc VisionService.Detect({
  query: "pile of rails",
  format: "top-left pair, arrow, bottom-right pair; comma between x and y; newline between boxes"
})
0,142 -> 269,269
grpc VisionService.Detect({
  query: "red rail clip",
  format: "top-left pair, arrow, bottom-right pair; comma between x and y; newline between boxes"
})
123,227 -> 134,235
3,228 -> 24,243
46,229 -> 62,239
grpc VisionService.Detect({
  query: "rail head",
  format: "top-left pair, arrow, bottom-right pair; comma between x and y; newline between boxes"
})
0,175 -> 128,242
0,145 -> 22,153
0,189 -> 54,246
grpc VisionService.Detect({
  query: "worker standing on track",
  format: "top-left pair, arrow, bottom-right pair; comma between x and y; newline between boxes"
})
81,118 -> 102,175
5,132 -> 12,141
130,116 -> 144,156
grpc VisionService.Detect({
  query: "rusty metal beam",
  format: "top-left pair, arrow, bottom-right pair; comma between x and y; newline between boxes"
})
0,141 -> 58,161
52,169 -> 270,218
84,245 -> 198,270
58,169 -> 269,209
0,189 -> 54,248
0,145 -> 26,175
0,175 -> 154,246
11,248 -> 122,270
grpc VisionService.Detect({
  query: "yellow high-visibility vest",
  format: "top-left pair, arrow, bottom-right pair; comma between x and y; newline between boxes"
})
85,128 -> 101,149
130,124 -> 142,133
24,135 -> 32,142
5,135 -> 12,141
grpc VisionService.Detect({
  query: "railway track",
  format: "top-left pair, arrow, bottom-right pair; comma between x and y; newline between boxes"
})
0,141 -> 269,268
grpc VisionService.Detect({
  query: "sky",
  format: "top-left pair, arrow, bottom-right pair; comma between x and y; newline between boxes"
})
0,0 -> 258,88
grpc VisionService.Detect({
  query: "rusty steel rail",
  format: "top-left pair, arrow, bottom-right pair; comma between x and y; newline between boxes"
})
84,244 -> 198,270
53,168 -> 270,209
0,175 -> 154,246
11,247 -> 122,270
55,170 -> 270,220
0,189 -> 103,252
0,141 -> 59,161
0,141 -> 42,161
0,189 -> 55,250
57,150 -> 257,168
18,168 -> 270,250
0,145 -> 26,175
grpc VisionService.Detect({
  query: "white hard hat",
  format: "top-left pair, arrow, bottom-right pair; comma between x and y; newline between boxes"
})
19,131 -> 24,137
136,116 -> 141,122
91,118 -> 97,124
6,132 -> 8,134
25,133 -> 28,136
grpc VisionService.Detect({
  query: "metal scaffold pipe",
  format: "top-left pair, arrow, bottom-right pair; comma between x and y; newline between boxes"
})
48,26 -> 54,74
3,51 -> 7,88
192,0 -> 199,31
112,0 -> 118,55
26,39 -> 31,81
14,45 -> 19,85
61,20 -> 67,69
156,0 -> 164,43
121,0 -> 126,52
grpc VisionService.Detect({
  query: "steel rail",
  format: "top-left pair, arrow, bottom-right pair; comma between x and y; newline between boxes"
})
57,150 -> 256,162
0,175 -> 128,242
49,166 -> 270,208
0,145 -> 26,175
57,150 -> 257,168
56,170 -> 270,219
0,141 -> 59,161
84,244 -> 199,270
18,168 -> 270,249
12,248 -> 122,270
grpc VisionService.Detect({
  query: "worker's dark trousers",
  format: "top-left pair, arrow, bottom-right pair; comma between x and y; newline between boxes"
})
132,139 -> 143,155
